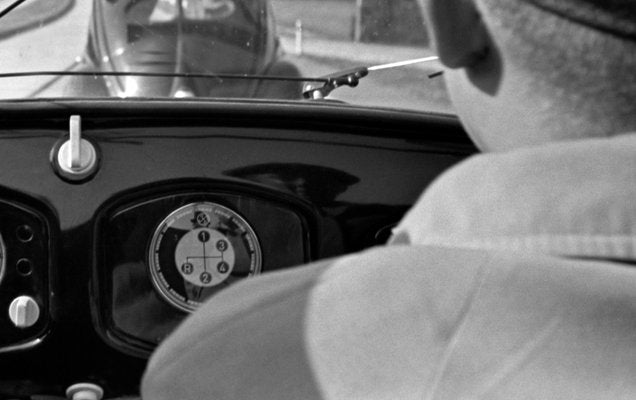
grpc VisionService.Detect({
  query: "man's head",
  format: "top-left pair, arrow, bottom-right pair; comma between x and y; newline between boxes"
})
418,0 -> 636,151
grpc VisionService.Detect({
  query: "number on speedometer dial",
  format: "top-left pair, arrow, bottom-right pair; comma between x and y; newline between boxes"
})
148,202 -> 262,312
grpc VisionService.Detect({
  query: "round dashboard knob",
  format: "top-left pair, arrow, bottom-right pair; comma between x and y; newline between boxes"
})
8,295 -> 40,328
66,383 -> 104,400
52,115 -> 99,182
57,137 -> 97,176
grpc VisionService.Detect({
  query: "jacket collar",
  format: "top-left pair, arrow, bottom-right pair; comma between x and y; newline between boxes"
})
392,134 -> 636,262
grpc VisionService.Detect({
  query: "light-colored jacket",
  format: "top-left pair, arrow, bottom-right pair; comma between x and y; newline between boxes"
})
142,134 -> 636,399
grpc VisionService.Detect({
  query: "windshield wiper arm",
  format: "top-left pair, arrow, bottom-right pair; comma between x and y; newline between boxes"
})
302,56 -> 441,100
0,0 -> 28,20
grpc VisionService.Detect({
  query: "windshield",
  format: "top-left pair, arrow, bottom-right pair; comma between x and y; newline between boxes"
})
0,0 -> 452,113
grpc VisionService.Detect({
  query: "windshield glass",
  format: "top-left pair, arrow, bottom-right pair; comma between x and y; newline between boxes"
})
0,0 -> 452,113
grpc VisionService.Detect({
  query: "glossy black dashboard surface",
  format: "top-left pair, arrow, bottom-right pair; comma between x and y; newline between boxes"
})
0,99 -> 476,398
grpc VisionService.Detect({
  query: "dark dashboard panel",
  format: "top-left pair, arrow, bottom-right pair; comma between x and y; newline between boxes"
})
0,100 -> 476,398
0,197 -> 53,352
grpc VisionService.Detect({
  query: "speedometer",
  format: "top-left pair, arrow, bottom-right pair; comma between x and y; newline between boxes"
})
148,202 -> 262,312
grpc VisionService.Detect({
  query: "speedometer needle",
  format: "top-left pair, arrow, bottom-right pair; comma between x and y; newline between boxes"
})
202,236 -> 207,272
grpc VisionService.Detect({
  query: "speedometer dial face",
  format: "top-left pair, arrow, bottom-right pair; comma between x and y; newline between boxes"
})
148,202 -> 262,312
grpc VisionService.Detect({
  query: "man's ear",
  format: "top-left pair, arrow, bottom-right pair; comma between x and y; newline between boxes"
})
423,0 -> 490,69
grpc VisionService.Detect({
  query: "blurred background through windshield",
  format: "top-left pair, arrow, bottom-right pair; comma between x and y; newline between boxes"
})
0,0 -> 453,113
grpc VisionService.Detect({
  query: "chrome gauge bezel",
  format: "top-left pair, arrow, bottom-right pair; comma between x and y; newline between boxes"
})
148,201 -> 262,312
0,232 -> 5,286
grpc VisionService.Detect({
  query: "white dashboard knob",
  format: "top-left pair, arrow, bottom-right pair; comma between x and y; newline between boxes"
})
55,115 -> 98,180
8,295 -> 40,328
66,383 -> 104,400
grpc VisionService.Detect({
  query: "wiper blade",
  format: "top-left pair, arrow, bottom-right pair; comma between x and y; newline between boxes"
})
0,62 -> 441,99
0,70 -> 327,84
302,56 -> 441,100
0,0 -> 28,20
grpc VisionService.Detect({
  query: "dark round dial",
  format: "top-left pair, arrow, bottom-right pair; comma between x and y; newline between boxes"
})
148,202 -> 261,312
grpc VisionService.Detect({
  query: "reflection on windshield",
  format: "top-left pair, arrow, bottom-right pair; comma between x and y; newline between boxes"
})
130,0 -> 239,23
0,0 -> 453,114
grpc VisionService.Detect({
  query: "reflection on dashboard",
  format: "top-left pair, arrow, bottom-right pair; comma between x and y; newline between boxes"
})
0,232 -> 5,287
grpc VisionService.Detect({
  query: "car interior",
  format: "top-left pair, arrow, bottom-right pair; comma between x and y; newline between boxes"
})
0,99 -> 476,399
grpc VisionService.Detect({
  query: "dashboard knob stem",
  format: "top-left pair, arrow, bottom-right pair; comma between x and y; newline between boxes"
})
70,116 -> 82,169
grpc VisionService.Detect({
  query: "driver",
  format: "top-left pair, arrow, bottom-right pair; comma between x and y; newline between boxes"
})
142,0 -> 636,398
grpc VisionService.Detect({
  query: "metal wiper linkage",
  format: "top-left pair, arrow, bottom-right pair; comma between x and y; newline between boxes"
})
302,56 -> 441,100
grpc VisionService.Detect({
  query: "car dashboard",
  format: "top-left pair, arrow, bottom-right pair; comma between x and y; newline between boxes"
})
0,99 -> 476,399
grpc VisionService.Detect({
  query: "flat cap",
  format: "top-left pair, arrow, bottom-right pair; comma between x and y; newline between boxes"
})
523,0 -> 636,40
